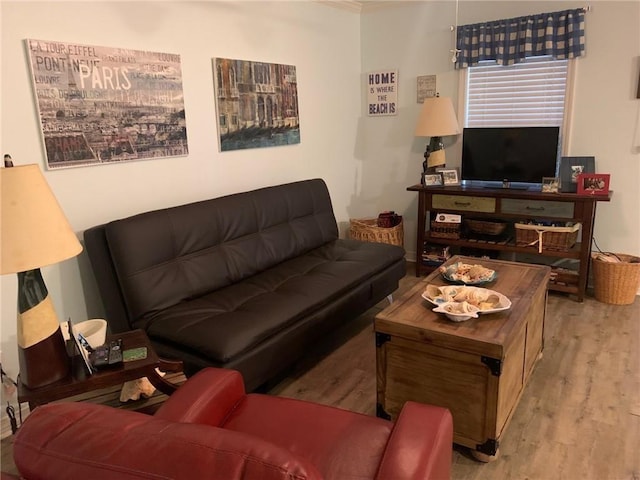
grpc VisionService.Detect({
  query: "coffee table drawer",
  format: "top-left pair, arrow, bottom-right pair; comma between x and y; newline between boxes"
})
501,198 -> 574,218
432,194 -> 496,213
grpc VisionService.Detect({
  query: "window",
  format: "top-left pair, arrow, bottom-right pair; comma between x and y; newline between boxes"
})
463,56 -> 573,152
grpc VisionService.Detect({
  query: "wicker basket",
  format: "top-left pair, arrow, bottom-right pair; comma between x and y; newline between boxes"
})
592,253 -> 640,305
515,222 -> 580,253
429,220 -> 460,239
349,218 -> 404,247
465,219 -> 507,236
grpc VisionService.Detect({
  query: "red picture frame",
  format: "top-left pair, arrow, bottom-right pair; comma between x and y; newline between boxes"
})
577,173 -> 610,196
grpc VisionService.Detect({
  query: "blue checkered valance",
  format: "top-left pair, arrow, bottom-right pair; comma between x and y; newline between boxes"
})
455,8 -> 585,68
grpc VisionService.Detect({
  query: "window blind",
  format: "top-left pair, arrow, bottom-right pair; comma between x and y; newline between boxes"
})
465,56 -> 568,128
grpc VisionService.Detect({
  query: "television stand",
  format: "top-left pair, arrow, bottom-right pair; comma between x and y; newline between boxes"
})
407,184 -> 613,301
481,184 -> 531,190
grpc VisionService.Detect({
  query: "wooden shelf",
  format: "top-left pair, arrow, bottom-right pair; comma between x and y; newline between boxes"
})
425,235 -> 583,259
408,185 -> 612,302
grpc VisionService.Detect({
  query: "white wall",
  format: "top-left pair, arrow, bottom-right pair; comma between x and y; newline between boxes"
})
0,1 -> 361,386
1,0 -> 639,402
360,1 -> 640,261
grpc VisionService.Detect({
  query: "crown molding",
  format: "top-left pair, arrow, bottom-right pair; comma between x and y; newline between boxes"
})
316,1 -> 402,14
316,1 -> 363,13
359,1 -> 405,13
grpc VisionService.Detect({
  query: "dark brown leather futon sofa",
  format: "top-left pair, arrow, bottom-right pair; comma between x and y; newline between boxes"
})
84,179 -> 406,390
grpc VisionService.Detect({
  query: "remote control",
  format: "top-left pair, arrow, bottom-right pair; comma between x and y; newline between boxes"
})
108,339 -> 123,364
89,339 -> 123,368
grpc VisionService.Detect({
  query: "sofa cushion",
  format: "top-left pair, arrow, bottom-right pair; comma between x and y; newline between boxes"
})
104,179 -> 339,321
141,238 -> 404,364
223,394 -> 394,480
14,403 -> 323,480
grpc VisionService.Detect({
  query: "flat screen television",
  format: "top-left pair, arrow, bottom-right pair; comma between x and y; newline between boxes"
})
461,126 -> 560,189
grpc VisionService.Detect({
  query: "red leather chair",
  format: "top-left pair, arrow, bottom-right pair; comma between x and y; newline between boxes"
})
12,368 -> 453,479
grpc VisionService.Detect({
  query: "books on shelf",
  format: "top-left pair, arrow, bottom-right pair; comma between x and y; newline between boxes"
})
422,243 -> 450,266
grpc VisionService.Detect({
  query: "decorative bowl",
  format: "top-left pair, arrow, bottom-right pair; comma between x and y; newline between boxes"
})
422,286 -> 512,315
75,319 -> 107,348
432,301 -> 480,322
440,262 -> 497,285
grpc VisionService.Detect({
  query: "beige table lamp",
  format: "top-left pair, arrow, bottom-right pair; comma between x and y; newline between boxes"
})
1,164 -> 82,388
415,95 -> 460,184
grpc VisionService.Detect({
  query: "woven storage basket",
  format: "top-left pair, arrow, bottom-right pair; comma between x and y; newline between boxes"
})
429,220 -> 460,239
465,219 -> 507,236
515,223 -> 580,253
349,218 -> 404,247
592,253 -> 640,305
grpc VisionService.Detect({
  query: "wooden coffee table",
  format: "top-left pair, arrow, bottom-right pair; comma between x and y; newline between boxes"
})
17,329 -> 182,410
375,255 -> 550,460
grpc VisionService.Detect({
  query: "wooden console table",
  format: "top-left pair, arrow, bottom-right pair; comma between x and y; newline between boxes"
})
407,184 -> 612,301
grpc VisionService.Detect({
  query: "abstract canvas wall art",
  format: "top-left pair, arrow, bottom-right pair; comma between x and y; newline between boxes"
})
26,39 -> 188,169
213,58 -> 300,151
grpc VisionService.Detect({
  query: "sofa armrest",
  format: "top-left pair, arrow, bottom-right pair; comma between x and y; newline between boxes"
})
376,402 -> 453,480
14,403 -> 322,480
154,367 -> 246,426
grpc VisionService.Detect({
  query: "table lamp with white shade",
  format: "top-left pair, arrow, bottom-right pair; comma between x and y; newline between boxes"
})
414,95 -> 460,184
1,163 -> 83,389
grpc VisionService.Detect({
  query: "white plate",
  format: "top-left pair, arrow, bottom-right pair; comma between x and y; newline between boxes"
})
421,285 -> 512,315
432,301 -> 480,322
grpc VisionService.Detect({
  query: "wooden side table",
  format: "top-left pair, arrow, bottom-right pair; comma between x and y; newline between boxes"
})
17,329 -> 183,410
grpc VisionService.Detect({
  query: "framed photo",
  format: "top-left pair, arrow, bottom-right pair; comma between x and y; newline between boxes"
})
68,322 -> 94,374
541,177 -> 560,193
436,167 -> 460,186
577,173 -> 610,196
423,173 -> 443,187
558,156 -> 595,193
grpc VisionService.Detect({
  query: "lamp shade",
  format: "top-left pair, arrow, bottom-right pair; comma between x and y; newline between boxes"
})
414,96 -> 461,137
1,164 -> 82,274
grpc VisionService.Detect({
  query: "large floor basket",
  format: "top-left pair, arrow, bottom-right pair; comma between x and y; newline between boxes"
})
591,253 -> 640,305
349,218 -> 404,248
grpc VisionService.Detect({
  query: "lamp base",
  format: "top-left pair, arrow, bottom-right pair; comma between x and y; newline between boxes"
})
17,269 -> 70,389
18,328 -> 70,389
422,137 -> 447,185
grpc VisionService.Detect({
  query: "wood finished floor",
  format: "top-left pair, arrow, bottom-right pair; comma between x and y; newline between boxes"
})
2,262 -> 639,479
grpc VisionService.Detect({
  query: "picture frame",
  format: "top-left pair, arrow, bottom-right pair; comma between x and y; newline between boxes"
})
558,156 -> 595,193
68,322 -> 94,375
577,173 -> 610,196
423,173 -> 443,187
541,177 -> 560,193
214,57 -> 300,151
25,39 -> 189,169
436,167 -> 461,186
